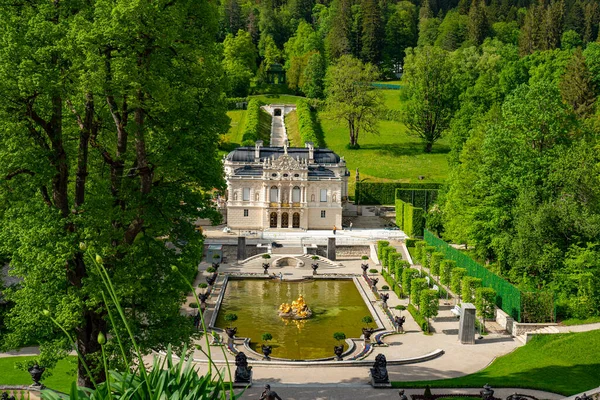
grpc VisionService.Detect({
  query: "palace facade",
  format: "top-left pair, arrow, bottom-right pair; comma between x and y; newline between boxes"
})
224,141 -> 349,230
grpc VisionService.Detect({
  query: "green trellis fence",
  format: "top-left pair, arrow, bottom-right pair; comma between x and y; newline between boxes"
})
424,230 -> 522,321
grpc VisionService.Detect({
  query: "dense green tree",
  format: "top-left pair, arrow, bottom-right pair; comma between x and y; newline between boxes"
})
559,48 -> 597,118
403,46 -> 458,152
475,287 -> 497,332
324,55 -> 383,147
435,10 -> 469,50
220,0 -> 244,38
383,2 -> 418,75
468,0 -> 489,46
492,21 -> 520,45
223,30 -> 258,96
325,0 -> 353,60
360,0 -> 384,64
420,290 -> 439,332
0,0 -> 227,387
561,29 -> 583,49
302,52 -> 327,98
582,1 -> 599,44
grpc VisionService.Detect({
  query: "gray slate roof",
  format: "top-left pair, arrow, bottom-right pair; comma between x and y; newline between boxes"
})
226,147 -> 341,164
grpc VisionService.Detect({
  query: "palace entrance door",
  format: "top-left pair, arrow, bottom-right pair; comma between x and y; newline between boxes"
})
270,212 -> 277,228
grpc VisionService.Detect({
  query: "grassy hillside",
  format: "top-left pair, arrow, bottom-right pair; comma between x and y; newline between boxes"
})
0,356 -> 77,392
319,89 -> 450,195
393,330 -> 600,396
284,110 -> 301,146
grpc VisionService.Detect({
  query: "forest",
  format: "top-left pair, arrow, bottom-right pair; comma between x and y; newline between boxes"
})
218,0 -> 600,320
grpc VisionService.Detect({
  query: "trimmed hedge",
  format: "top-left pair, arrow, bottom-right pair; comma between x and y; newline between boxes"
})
377,241 -> 390,261
226,97 -> 249,110
356,182 -> 442,206
396,199 -> 425,238
405,238 -> 417,247
425,230 -> 523,321
408,303 -> 428,332
297,99 -> 323,147
242,99 -> 271,144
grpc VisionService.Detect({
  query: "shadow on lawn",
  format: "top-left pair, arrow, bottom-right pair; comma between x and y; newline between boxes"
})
360,142 -> 450,157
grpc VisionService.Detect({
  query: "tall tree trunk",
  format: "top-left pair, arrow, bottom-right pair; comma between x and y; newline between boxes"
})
76,310 -> 107,388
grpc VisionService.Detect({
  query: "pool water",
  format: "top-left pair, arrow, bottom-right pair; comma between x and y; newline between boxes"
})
214,279 -> 372,360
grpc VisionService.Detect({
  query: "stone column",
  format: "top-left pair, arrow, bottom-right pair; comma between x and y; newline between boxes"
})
237,236 -> 247,260
458,303 -> 476,344
327,237 -> 336,261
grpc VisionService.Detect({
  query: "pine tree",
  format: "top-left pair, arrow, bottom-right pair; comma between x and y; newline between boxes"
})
360,0 -> 384,64
468,0 -> 489,46
544,0 -> 565,50
519,1 -> 544,55
583,1 -> 600,44
559,47 -> 597,118
325,0 -> 353,60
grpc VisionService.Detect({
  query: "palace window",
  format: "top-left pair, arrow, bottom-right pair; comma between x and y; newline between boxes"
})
243,209 -> 249,217
292,186 -> 301,202
321,210 -> 326,218
320,189 -> 327,202
243,188 -> 250,201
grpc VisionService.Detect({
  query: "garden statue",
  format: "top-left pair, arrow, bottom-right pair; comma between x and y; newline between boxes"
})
311,263 -> 319,275
480,384 -> 494,400
225,326 -> 238,339
361,263 -> 369,273
399,390 -> 408,400
262,344 -> 272,360
371,278 -> 379,287
381,293 -> 389,305
212,262 -> 220,270
193,312 -> 201,329
263,262 -> 270,274
370,354 -> 390,385
394,316 -> 406,332
234,352 -> 252,383
259,384 -> 282,400
334,345 -> 344,360
206,275 -> 216,286
1,393 -> 16,400
362,327 -> 375,341
278,294 -> 312,319
28,364 -> 45,387
575,395 -> 593,400
198,292 -> 209,305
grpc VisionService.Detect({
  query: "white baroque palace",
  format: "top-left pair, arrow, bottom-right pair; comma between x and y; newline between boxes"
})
224,141 -> 349,230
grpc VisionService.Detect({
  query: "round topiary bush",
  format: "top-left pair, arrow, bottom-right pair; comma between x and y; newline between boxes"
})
361,255 -> 369,260
369,268 -> 378,274
198,283 -> 208,289
189,302 -> 199,308
381,285 -> 390,290
395,305 -> 406,311
206,267 -> 216,273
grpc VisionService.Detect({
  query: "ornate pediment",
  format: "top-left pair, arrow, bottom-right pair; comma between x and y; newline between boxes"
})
272,154 -> 302,171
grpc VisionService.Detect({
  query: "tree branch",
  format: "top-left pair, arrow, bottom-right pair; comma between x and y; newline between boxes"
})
5,168 -> 35,180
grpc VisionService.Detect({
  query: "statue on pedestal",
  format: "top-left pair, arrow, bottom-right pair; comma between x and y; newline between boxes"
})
234,352 -> 252,384
370,354 -> 390,385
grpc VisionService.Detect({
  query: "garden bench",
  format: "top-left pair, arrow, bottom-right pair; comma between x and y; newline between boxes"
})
451,305 -> 462,318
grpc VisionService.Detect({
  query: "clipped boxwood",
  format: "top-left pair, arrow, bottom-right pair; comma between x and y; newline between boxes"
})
189,302 -> 199,308
381,285 -> 390,290
297,99 -> 321,146
369,268 -> 378,274
408,303 -> 428,332
206,267 -> 216,273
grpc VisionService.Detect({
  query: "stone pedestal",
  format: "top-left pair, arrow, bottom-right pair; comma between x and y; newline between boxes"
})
327,237 -> 336,261
237,236 -> 246,260
458,303 -> 476,344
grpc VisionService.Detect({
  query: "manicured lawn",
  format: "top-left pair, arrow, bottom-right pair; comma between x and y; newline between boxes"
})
250,94 -> 306,105
284,110 -> 301,147
221,110 -> 247,149
0,356 -> 77,393
318,108 -> 450,195
560,316 -> 600,326
393,330 -> 600,396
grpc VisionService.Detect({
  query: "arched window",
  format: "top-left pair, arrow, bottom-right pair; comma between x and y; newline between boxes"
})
270,186 -> 279,202
292,186 -> 301,203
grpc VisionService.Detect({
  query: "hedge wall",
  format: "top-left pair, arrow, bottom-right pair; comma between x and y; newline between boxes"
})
424,229 -> 522,321
242,99 -> 271,144
355,182 -> 442,206
297,99 -> 325,147
226,97 -> 249,110
396,199 -> 425,238
395,189 -> 439,211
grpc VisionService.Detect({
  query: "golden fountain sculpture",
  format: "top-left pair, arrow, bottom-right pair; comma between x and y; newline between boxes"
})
278,294 -> 313,319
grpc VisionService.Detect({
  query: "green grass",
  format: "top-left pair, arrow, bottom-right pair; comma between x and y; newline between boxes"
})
250,94 -> 306,105
0,356 -> 77,393
220,110 -> 247,149
560,316 -> 600,326
393,330 -> 600,395
258,108 -> 272,145
285,110 -> 301,147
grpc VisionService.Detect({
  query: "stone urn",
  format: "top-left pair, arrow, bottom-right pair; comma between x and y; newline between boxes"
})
361,263 -> 369,274
225,327 -> 237,339
334,345 -> 344,361
311,263 -> 319,275
206,275 -> 216,286
262,345 -> 272,360
362,328 -> 375,341
212,262 -> 220,270
28,364 -> 45,387
262,263 -> 270,274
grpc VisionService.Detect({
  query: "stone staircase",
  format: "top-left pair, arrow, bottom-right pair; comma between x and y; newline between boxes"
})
515,325 -> 560,344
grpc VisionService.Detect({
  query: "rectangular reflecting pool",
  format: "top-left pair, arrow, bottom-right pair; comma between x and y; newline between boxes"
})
214,278 -> 372,360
